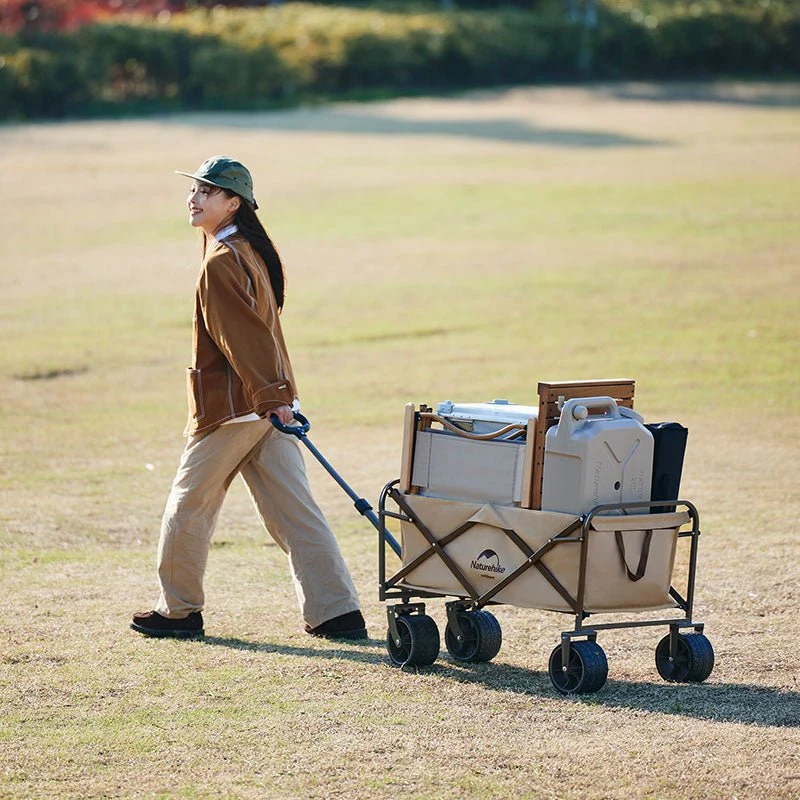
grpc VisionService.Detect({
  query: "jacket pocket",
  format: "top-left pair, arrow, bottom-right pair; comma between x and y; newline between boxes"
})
186,368 -> 205,420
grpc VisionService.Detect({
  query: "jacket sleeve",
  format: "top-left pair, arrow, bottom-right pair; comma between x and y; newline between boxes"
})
198,256 -> 294,414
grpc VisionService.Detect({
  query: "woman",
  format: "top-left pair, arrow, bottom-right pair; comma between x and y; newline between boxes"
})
131,156 -> 366,640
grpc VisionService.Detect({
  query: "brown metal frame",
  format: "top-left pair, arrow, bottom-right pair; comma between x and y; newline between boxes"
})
378,481 -> 705,662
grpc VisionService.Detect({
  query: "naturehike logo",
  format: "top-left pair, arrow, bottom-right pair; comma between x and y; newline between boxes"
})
592,460 -> 602,505
470,549 -> 506,580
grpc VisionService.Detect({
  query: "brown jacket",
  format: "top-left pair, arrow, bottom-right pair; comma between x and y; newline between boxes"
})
184,232 -> 297,436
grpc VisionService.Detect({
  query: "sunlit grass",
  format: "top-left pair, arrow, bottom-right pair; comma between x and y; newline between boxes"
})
1,84 -> 799,800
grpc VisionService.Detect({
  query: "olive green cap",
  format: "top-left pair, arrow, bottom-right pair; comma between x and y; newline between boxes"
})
176,155 -> 258,210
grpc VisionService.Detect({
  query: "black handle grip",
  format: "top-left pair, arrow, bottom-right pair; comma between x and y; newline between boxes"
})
269,411 -> 311,436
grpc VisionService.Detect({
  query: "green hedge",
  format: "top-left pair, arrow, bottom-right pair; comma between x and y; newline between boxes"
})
596,0 -> 800,76
1,1 -> 798,120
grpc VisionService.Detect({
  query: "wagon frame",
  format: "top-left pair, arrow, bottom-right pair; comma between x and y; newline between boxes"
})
378,482 -> 712,694
268,399 -> 714,695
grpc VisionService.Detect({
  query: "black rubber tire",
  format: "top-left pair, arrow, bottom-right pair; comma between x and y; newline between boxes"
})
444,610 -> 502,663
655,632 -> 715,683
548,640 -> 608,695
386,614 -> 440,668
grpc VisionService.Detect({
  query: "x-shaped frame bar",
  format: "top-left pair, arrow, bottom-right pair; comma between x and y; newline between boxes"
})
386,488 -> 584,612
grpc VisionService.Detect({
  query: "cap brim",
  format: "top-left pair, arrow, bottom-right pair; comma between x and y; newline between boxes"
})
175,170 -> 227,190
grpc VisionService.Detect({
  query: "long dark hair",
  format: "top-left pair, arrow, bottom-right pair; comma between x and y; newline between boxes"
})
204,186 -> 286,311
232,198 -> 286,312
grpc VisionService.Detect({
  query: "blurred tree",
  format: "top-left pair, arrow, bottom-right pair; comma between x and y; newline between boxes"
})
565,0 -> 597,75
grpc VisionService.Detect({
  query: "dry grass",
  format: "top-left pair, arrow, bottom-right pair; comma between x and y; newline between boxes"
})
1,83 -> 799,799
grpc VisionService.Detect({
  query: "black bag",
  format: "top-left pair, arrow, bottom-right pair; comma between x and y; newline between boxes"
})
646,423 -> 688,514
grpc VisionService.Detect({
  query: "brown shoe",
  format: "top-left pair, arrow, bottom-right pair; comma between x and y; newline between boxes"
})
305,610 -> 367,640
131,610 -> 204,639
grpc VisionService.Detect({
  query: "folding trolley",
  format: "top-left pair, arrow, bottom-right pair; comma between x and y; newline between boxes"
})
271,379 -> 714,695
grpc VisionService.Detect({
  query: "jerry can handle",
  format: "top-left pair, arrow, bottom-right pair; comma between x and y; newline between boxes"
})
554,396 -> 620,441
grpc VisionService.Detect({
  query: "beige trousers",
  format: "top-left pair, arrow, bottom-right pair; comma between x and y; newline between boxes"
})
154,419 -> 360,628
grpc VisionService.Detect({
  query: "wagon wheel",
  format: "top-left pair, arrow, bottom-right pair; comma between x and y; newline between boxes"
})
386,614 -> 440,668
655,633 -> 715,683
445,610 -> 502,663
548,640 -> 608,695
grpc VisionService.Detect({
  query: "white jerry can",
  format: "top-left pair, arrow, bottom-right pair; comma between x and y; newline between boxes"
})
541,397 -> 653,515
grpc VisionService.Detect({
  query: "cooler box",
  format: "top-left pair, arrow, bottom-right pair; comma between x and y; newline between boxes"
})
435,399 -> 538,436
541,397 -> 654,515
410,400 -> 538,506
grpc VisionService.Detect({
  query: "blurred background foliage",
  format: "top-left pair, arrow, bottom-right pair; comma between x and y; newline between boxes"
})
1,1 -> 798,119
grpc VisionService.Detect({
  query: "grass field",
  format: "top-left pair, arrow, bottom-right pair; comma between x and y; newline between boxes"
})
1,82 -> 799,799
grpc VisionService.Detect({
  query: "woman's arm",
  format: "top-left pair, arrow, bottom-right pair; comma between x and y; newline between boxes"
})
198,257 -> 295,415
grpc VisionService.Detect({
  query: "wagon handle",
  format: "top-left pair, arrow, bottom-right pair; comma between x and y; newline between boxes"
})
269,410 -> 311,436
270,410 -> 402,558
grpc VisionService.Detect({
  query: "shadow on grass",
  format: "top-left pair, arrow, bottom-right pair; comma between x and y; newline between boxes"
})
435,662 -> 800,728
203,635 -> 386,663
163,108 -> 668,148
597,81 -> 800,109
204,635 -> 800,728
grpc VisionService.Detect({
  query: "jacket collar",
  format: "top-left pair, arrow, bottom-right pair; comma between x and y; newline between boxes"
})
214,224 -> 238,242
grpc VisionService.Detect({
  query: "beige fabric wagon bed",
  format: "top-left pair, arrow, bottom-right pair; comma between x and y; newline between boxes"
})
397,494 -> 689,614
